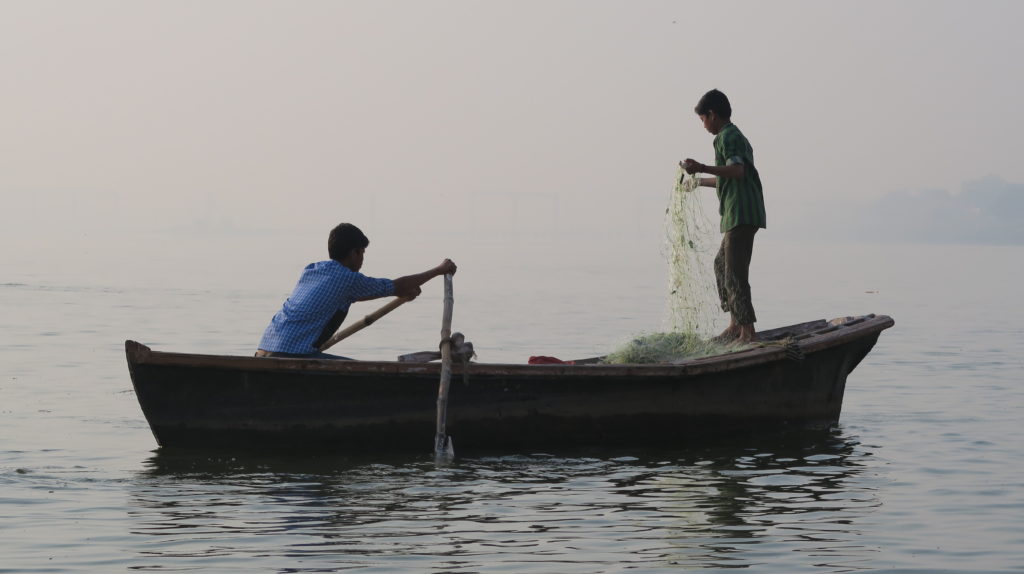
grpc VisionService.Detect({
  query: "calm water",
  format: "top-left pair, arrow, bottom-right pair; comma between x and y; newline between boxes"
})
2,239 -> 1022,573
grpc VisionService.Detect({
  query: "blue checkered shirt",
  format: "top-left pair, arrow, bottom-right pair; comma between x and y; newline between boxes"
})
258,260 -> 395,354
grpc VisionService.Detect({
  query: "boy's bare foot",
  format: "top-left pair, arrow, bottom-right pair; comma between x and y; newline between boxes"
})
712,324 -> 741,344
734,324 -> 757,344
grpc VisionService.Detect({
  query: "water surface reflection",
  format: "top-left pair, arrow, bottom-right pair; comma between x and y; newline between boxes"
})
128,430 -> 881,572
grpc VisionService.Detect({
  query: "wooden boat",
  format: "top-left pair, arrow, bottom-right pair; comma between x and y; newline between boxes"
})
126,314 -> 894,453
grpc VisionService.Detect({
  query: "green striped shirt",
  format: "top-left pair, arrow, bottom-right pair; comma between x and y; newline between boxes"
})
714,123 -> 766,232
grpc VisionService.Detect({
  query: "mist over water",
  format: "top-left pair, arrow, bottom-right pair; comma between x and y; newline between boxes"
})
4,2 -> 1024,569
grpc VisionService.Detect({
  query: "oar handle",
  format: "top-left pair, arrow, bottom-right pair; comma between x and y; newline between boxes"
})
318,296 -> 410,352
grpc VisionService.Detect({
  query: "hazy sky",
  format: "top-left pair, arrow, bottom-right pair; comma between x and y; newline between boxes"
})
3,1 -> 1023,288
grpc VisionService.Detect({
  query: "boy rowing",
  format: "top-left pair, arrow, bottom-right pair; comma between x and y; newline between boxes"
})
257,222 -> 457,359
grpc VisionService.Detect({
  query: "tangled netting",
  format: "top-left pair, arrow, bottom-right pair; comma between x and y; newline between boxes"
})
603,331 -> 733,364
603,167 -> 743,364
664,167 -> 719,335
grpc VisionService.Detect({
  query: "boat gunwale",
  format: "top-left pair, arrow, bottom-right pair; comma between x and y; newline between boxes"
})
125,314 -> 893,379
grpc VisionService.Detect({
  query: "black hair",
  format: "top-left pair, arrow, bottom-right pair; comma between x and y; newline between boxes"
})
695,89 -> 732,119
328,223 -> 369,261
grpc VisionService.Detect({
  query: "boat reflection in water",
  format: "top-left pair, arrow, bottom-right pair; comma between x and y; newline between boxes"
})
128,429 -> 880,571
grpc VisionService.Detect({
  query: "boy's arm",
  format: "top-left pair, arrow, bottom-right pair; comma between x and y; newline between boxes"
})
392,259 -> 458,299
682,158 -> 745,180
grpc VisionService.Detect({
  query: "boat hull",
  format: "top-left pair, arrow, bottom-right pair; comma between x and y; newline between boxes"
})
126,315 -> 893,453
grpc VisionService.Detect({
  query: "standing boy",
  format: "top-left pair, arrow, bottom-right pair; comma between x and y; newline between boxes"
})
682,89 -> 766,343
257,222 -> 457,359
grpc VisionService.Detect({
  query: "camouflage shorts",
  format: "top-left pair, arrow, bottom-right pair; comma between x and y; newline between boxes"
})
714,225 -> 758,325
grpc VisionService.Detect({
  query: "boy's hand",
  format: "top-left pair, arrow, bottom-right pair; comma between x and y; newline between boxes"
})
393,259 -> 457,299
394,283 -> 423,300
437,259 -> 457,276
681,159 -> 705,174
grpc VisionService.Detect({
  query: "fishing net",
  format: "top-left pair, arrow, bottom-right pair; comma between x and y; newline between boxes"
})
603,331 -> 732,364
664,166 -> 719,335
602,167 -> 742,364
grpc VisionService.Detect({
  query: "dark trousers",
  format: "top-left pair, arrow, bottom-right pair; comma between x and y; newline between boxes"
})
714,225 -> 758,325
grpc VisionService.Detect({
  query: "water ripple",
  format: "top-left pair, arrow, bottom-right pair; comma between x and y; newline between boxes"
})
78,433 -> 880,572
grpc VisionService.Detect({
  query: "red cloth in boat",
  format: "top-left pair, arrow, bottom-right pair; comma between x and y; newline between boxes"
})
528,356 -> 575,365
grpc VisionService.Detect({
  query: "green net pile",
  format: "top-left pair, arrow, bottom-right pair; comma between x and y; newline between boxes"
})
603,331 -> 734,364
602,167 -> 743,364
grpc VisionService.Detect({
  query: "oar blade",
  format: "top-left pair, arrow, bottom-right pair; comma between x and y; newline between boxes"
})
434,434 -> 454,462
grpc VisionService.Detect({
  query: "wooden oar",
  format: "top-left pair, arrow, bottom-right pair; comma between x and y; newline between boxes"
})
318,296 -> 410,352
434,274 -> 455,459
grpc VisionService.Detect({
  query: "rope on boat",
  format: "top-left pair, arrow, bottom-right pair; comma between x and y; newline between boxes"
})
398,332 -> 475,363
763,339 -> 806,361
398,331 -> 476,385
